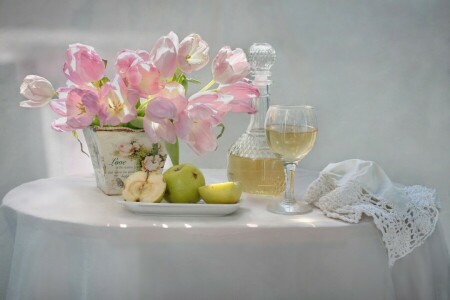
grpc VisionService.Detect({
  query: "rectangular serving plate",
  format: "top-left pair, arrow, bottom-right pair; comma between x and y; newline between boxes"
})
117,200 -> 241,216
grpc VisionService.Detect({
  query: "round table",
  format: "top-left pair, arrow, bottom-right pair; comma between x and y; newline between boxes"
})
1,169 -> 449,300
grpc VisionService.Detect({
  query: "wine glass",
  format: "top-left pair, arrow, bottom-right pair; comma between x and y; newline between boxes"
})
265,105 -> 318,215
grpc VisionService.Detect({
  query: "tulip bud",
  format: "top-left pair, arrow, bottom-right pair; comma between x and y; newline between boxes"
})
212,47 -> 251,85
177,34 -> 210,73
63,43 -> 105,85
19,75 -> 55,107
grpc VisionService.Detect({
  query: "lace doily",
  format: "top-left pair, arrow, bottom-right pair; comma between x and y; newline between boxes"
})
305,160 -> 439,266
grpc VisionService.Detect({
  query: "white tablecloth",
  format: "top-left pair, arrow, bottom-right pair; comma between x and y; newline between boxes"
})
1,169 -> 449,300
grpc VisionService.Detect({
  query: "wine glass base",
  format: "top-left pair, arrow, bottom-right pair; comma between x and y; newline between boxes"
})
267,200 -> 312,215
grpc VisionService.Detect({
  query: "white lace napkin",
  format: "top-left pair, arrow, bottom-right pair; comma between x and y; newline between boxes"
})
305,159 -> 439,265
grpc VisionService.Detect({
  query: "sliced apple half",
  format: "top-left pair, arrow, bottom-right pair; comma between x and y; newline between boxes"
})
122,171 -> 166,203
199,182 -> 242,204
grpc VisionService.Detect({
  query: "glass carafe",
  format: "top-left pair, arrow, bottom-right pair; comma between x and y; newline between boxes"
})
227,43 -> 285,195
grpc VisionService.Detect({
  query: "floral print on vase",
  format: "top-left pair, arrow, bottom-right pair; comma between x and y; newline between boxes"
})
114,141 -> 166,172
84,127 -> 167,195
142,152 -> 167,171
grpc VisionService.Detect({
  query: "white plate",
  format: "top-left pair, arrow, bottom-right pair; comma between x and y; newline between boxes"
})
117,200 -> 241,216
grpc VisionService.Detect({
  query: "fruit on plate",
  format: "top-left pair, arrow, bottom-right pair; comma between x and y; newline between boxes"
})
163,163 -> 205,203
122,171 -> 166,203
199,182 -> 242,204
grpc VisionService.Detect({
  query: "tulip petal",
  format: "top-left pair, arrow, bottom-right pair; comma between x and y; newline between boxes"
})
20,100 -> 48,108
19,75 -> 55,104
63,43 -> 105,85
49,98 -> 67,116
149,32 -> 178,78
184,120 -> 217,155
174,111 -> 192,139
98,76 -> 137,126
216,81 -> 258,113
51,117 -> 75,132
187,103 -> 216,121
188,91 -> 219,105
127,61 -> 162,97
146,97 -> 178,121
143,118 -> 160,144
212,46 -> 250,84
115,49 -> 149,80
218,81 -> 259,101
66,88 -> 99,129
177,34 -> 209,73
154,120 -> 177,144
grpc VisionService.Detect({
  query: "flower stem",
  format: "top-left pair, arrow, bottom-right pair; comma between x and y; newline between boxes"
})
164,138 -> 179,166
199,79 -> 216,92
72,130 -> 89,157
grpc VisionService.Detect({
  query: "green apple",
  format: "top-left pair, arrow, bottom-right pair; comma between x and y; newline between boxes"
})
122,171 -> 166,203
199,182 -> 242,204
163,163 -> 205,203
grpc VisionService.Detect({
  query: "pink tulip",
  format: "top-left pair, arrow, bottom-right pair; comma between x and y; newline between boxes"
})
143,91 -> 188,144
169,95 -> 221,155
49,98 -> 67,116
126,60 -> 163,98
63,43 -> 105,85
212,46 -> 251,84
146,97 -> 178,122
144,118 -> 178,144
216,81 -> 259,113
181,104 -> 218,155
66,88 -> 99,128
149,32 -> 179,78
115,49 -> 150,81
52,87 -> 99,131
177,34 -> 209,73
19,75 -> 55,107
176,82 -> 258,155
98,77 -> 138,126
49,87 -> 73,116
155,82 -> 192,140
51,118 -> 75,132
143,82 -> 189,144
185,120 -> 217,155
187,81 -> 257,122
186,92 -> 222,125
154,82 -> 188,114
158,81 -> 185,97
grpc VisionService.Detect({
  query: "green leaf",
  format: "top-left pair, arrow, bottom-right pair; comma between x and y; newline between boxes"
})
181,78 -> 188,94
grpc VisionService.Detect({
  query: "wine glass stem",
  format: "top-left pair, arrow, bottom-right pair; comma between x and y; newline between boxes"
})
283,163 -> 297,206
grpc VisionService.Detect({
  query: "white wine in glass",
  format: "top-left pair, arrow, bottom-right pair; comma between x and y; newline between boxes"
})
265,105 -> 317,214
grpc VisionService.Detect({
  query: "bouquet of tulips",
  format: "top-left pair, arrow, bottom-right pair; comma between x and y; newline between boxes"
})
20,32 -> 259,165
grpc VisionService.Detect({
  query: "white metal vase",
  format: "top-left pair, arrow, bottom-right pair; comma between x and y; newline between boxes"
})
83,126 -> 167,195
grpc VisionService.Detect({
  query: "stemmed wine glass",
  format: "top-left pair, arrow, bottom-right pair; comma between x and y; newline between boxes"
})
265,105 -> 318,215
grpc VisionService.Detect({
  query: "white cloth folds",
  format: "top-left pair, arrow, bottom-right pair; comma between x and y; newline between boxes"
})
305,159 -> 439,265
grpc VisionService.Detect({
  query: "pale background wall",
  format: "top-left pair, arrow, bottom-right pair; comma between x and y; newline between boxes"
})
0,0 -> 449,243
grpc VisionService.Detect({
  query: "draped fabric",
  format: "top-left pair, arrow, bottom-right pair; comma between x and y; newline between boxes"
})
0,170 -> 449,299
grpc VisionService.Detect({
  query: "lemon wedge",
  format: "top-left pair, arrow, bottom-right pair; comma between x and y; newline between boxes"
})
198,182 -> 242,204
